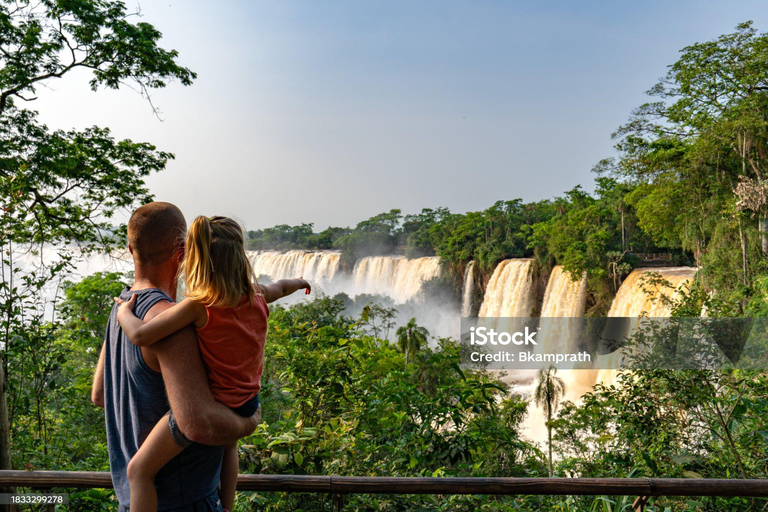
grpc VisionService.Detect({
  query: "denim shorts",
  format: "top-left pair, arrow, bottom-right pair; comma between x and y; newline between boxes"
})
168,394 -> 260,448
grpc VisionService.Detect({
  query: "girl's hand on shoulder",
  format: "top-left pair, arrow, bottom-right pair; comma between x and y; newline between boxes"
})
113,294 -> 137,317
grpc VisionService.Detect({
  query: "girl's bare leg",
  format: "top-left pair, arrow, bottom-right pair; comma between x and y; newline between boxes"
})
219,442 -> 239,512
127,413 -> 185,512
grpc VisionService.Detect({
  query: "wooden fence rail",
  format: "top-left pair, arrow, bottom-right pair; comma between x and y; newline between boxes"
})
1,471 -> 768,511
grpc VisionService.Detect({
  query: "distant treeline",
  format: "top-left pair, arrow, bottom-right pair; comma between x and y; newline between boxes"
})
247,182 -> 672,275
247,181 -> 685,314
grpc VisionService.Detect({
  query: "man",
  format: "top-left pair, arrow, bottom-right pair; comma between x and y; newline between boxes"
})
91,202 -> 259,511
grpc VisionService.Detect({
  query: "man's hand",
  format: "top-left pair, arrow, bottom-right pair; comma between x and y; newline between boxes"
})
243,405 -> 262,436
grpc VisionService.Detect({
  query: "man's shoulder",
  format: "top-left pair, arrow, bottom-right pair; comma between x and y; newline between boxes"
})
144,297 -> 174,321
129,288 -> 174,321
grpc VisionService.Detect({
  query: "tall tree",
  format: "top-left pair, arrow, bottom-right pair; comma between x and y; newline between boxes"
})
534,366 -> 566,477
395,317 -> 429,368
0,0 -> 195,470
611,22 -> 768,290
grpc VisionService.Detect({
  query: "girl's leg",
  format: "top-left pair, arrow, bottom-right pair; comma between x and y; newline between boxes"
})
127,413 -> 185,512
219,442 -> 239,512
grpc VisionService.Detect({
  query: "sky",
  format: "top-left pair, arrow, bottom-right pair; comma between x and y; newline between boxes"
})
31,0 -> 768,231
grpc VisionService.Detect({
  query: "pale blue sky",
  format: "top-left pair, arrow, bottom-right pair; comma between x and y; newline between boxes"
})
32,0 -> 768,231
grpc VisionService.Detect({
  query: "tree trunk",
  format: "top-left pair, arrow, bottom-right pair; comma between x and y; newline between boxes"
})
739,219 -> 748,286
547,400 -> 553,477
760,216 -> 768,256
547,425 -> 553,477
0,359 -> 10,470
621,208 -> 626,252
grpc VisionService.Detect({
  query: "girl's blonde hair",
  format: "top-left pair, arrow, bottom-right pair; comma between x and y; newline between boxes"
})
182,215 -> 258,308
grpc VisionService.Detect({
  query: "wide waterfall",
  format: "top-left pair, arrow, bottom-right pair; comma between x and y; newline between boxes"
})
248,250 -> 342,286
352,256 -> 442,303
461,261 -> 476,317
597,266 -> 697,385
478,259 -> 534,318
248,251 -> 443,304
608,267 -> 697,317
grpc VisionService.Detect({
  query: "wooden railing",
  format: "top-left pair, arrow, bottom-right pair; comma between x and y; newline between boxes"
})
1,471 -> 768,511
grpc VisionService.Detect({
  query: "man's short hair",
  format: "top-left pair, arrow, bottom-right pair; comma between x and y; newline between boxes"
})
128,202 -> 187,266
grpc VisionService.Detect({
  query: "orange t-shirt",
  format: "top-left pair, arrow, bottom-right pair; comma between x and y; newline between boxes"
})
195,293 -> 269,408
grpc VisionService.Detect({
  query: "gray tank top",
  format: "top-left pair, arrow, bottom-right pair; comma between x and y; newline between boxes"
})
103,287 -> 224,509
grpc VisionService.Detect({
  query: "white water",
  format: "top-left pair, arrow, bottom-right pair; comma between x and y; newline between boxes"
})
517,266 -> 696,445
607,267 -> 696,317
540,266 -> 588,318
248,250 -> 342,287
478,259 -> 534,318
596,267 -> 697,385
352,256 -> 442,303
460,261 -> 476,317
248,251 -> 443,305
522,266 -> 591,444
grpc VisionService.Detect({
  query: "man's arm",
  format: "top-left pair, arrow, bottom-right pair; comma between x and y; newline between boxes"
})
91,341 -> 106,408
145,301 -> 259,445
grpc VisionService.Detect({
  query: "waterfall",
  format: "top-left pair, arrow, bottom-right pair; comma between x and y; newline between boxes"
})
608,267 -> 696,317
461,261 -> 476,317
597,266 -> 698,385
352,256 -> 442,303
478,259 -> 534,317
523,266 -> 592,445
540,266 -> 587,318
248,250 -> 342,285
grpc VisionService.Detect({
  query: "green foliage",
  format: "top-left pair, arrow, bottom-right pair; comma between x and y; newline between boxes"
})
0,0 -> 195,474
236,297 -> 544,510
9,272 -> 127,509
608,21 -> 768,309
0,0 -> 195,115
246,224 -> 353,251
335,209 -> 403,265
395,317 -> 429,367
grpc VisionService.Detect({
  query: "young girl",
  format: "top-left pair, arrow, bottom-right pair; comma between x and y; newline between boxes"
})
114,215 -> 310,512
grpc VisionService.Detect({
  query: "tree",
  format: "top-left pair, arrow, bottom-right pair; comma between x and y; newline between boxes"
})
0,0 -> 195,470
0,0 -> 195,117
611,22 -> 768,293
395,317 -> 429,368
534,366 -> 566,477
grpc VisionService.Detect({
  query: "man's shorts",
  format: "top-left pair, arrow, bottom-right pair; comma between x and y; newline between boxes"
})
118,490 -> 223,512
